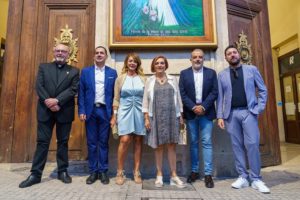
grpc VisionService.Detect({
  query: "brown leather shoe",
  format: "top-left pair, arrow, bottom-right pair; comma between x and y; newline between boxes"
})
204,175 -> 214,188
115,170 -> 125,185
133,170 -> 142,184
187,172 -> 200,183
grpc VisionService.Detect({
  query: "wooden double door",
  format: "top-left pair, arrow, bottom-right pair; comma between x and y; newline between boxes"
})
0,0 -> 96,162
227,0 -> 281,166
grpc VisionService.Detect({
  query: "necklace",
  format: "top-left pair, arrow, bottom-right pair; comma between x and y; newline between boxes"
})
156,76 -> 166,83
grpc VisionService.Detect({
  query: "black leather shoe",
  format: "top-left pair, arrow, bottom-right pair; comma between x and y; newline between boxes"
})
187,172 -> 200,183
99,172 -> 109,184
58,171 -> 72,184
86,173 -> 98,185
19,175 -> 41,188
204,175 -> 214,188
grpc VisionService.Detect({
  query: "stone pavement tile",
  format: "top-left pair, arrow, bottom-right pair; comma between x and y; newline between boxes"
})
142,178 -> 194,191
1,162 -> 300,200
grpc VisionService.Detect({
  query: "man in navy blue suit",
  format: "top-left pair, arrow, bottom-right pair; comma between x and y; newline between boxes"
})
179,49 -> 218,188
78,46 -> 117,185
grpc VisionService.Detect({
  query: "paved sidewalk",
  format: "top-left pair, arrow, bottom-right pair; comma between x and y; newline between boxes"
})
0,159 -> 300,200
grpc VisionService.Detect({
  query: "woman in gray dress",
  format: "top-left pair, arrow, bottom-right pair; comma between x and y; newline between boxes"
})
111,53 -> 146,185
142,55 -> 186,188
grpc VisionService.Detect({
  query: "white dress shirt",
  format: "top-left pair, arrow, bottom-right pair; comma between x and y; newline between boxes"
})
193,67 -> 203,104
95,65 -> 105,104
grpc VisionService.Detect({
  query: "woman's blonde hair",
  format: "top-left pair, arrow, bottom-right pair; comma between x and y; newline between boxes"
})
121,53 -> 144,76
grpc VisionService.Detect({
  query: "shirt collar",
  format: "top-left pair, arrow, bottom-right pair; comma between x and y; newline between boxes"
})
55,62 -> 66,69
192,66 -> 203,73
95,64 -> 105,72
230,64 -> 242,70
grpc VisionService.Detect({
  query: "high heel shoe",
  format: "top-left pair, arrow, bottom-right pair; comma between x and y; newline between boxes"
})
133,170 -> 142,184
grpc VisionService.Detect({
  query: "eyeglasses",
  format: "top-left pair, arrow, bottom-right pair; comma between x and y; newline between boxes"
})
54,49 -> 68,54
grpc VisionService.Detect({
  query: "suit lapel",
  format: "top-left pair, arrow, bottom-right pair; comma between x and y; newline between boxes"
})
242,65 -> 248,91
91,66 -> 95,92
104,66 -> 109,93
225,68 -> 232,91
187,67 -> 196,97
202,67 -> 207,94
49,63 -> 58,86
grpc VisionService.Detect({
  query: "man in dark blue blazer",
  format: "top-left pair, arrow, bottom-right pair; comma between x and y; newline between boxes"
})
179,49 -> 218,188
78,46 -> 117,185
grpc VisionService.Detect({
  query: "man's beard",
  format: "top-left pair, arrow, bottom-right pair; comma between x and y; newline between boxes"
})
193,63 -> 203,70
55,57 -> 66,64
228,57 -> 240,66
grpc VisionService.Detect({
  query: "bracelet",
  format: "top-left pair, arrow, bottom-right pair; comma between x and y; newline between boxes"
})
113,110 -> 118,114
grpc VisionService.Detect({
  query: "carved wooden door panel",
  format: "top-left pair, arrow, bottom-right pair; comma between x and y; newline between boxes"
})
226,0 -> 281,166
29,0 -> 96,161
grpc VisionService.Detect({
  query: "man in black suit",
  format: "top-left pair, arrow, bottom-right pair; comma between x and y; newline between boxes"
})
19,43 -> 79,188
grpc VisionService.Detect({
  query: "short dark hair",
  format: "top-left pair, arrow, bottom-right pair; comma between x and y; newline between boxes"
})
224,44 -> 238,55
151,55 -> 169,73
95,45 -> 108,55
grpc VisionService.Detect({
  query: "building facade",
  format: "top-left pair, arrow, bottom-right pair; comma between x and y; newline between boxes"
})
0,0 -> 281,176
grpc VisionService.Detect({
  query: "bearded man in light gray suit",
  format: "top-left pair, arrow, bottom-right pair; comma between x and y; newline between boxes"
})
217,45 -> 270,194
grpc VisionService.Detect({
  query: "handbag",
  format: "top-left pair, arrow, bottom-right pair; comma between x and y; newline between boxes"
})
178,123 -> 187,145
112,124 -> 119,140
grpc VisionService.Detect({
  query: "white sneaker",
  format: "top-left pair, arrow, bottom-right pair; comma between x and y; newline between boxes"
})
170,176 -> 186,188
231,177 -> 249,189
155,176 -> 163,188
251,180 -> 270,194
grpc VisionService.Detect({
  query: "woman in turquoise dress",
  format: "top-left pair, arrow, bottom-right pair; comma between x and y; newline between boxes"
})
110,53 -> 146,185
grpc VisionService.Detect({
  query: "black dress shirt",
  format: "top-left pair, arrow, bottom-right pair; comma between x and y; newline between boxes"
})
230,66 -> 248,108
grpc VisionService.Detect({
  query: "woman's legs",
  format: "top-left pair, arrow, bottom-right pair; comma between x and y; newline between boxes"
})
133,135 -> 143,183
133,135 -> 143,173
167,143 -> 186,188
167,143 -> 177,177
117,135 -> 132,171
155,145 -> 164,176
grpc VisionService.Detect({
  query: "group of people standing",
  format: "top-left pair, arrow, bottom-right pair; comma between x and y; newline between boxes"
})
19,43 -> 270,194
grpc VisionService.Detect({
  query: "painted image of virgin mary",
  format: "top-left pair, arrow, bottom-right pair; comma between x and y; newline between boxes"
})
122,0 -> 202,36
146,0 -> 192,26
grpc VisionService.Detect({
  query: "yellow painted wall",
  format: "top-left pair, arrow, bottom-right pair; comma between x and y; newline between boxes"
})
268,0 -> 299,48
0,0 -> 9,40
268,0 -> 300,141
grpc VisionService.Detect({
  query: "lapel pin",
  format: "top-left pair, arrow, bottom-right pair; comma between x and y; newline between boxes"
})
67,71 -> 69,74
